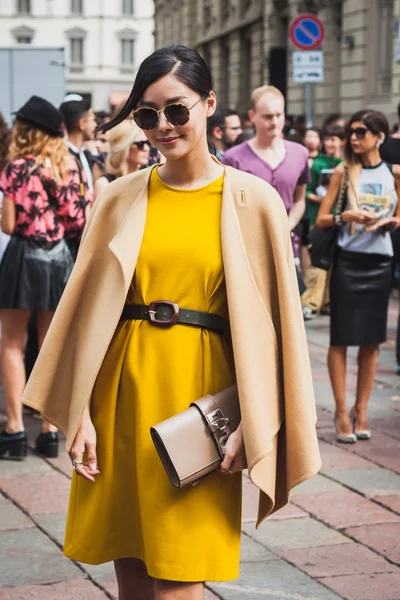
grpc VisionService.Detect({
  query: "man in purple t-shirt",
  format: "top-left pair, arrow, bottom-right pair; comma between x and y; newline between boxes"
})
223,86 -> 310,232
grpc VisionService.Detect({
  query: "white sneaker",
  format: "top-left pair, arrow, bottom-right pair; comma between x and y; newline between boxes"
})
303,306 -> 318,321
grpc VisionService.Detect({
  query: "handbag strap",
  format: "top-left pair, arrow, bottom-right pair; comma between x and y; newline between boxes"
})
334,166 -> 349,215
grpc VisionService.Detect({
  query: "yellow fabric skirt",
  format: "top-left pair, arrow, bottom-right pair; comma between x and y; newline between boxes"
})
64,169 -> 242,582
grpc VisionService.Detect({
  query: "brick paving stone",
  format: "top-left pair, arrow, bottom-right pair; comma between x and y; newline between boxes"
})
327,468 -> 400,498
316,407 -> 334,429
240,533 -> 277,563
48,452 -> 73,479
99,581 -> 118,600
0,580 -> 109,599
34,513 -> 67,546
268,502 -> 308,520
0,452 -> 52,479
291,473 -> 344,495
371,416 -> 400,440
99,580 -> 219,599
279,543 -> 395,578
80,561 -> 116,584
242,517 -> 350,551
0,496 -> 33,531
331,431 -> 400,474
321,572 -> 400,600
242,475 -> 259,523
0,472 -> 70,515
319,440 -> 372,471
345,522 -> 400,564
210,560 -> 342,600
0,529 -> 83,586
292,489 -> 400,529
374,495 -> 400,514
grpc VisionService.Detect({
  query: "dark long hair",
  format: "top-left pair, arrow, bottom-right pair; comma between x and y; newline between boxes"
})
344,109 -> 390,210
98,46 -> 214,136
344,109 -> 389,166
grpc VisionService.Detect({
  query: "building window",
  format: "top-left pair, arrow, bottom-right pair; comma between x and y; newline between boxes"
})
70,38 -> 84,72
17,0 -> 31,14
121,39 -> 135,73
122,0 -> 134,16
71,0 -> 83,15
12,25 -> 35,43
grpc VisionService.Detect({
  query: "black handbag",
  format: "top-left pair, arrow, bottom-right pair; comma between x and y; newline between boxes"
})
308,167 -> 348,271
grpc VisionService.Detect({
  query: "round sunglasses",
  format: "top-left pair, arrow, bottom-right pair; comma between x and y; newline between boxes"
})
132,96 -> 207,130
132,140 -> 151,150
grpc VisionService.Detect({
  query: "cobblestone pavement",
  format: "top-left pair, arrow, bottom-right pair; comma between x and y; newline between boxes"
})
1,298 -> 400,600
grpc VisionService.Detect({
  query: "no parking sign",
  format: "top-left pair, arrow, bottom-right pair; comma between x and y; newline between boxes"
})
289,14 -> 325,126
289,14 -> 325,50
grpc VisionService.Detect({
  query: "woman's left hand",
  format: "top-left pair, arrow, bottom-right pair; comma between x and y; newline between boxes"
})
219,422 -> 247,475
366,216 -> 400,232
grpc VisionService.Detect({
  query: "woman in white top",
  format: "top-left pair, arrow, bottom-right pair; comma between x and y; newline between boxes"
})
317,109 -> 400,443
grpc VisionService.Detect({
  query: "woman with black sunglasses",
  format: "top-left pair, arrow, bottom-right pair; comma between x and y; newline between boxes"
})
317,110 -> 400,443
22,46 -> 319,600
93,120 -> 151,200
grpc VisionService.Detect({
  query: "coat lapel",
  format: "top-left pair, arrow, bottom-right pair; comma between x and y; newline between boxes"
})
108,167 -> 155,292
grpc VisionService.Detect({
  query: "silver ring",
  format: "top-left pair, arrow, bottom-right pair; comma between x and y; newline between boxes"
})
72,460 -> 83,471
228,469 -> 234,475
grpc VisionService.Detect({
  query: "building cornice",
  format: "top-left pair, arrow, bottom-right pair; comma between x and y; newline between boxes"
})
195,14 -> 262,46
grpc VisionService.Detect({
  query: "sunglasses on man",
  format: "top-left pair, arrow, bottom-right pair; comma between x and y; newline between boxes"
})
133,96 -> 207,130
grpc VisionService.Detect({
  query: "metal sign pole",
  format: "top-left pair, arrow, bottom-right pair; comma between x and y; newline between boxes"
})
305,82 -> 312,127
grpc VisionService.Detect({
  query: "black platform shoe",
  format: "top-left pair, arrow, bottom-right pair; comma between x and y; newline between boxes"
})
35,432 -> 59,458
0,430 -> 28,460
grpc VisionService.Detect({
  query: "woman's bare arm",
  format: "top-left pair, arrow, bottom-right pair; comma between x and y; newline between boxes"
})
1,197 -> 16,235
316,164 -> 377,230
316,166 -> 344,229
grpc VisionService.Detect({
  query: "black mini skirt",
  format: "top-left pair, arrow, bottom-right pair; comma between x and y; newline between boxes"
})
330,248 -> 392,347
0,235 -> 73,311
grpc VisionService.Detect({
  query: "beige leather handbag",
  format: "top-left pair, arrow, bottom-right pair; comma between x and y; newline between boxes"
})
150,386 -> 241,488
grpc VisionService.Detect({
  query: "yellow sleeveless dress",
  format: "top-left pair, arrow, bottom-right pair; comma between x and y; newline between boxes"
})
64,168 -> 242,582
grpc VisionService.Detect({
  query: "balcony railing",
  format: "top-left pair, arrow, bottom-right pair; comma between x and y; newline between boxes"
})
69,64 -> 84,73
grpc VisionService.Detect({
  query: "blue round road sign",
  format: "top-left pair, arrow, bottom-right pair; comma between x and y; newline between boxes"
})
289,14 -> 325,50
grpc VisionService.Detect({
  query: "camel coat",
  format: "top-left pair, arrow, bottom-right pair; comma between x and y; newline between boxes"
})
22,163 -> 321,527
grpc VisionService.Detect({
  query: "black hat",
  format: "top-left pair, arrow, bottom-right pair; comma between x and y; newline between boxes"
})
15,95 -> 64,138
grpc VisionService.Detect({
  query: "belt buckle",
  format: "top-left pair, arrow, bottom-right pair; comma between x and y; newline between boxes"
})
148,300 -> 180,328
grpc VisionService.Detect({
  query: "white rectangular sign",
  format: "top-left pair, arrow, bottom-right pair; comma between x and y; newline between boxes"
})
292,50 -> 324,83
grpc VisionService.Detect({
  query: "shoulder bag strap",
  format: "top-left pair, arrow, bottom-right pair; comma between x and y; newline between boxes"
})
335,166 -> 349,216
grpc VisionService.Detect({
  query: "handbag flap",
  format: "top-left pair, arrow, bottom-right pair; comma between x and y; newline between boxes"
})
150,403 -> 221,487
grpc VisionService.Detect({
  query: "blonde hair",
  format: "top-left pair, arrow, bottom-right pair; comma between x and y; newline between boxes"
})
9,119 -> 70,183
104,121 -> 143,178
251,85 -> 285,109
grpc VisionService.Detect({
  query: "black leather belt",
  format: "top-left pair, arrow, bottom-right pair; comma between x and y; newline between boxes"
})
120,301 -> 226,334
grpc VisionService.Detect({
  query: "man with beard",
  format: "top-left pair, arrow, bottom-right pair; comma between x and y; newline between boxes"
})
208,108 -> 242,160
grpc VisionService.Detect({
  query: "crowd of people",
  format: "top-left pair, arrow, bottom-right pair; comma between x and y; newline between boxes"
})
0,93 -> 156,459
0,80 -> 399,457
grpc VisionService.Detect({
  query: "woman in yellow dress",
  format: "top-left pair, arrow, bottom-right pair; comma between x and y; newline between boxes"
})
22,45 -> 320,600
66,46 -> 245,600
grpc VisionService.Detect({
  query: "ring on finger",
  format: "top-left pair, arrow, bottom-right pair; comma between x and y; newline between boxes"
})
72,460 -> 84,471
228,469 -> 234,475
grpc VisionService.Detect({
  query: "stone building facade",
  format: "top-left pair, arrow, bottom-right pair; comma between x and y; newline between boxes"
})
1,0 -> 154,111
154,0 -> 400,127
